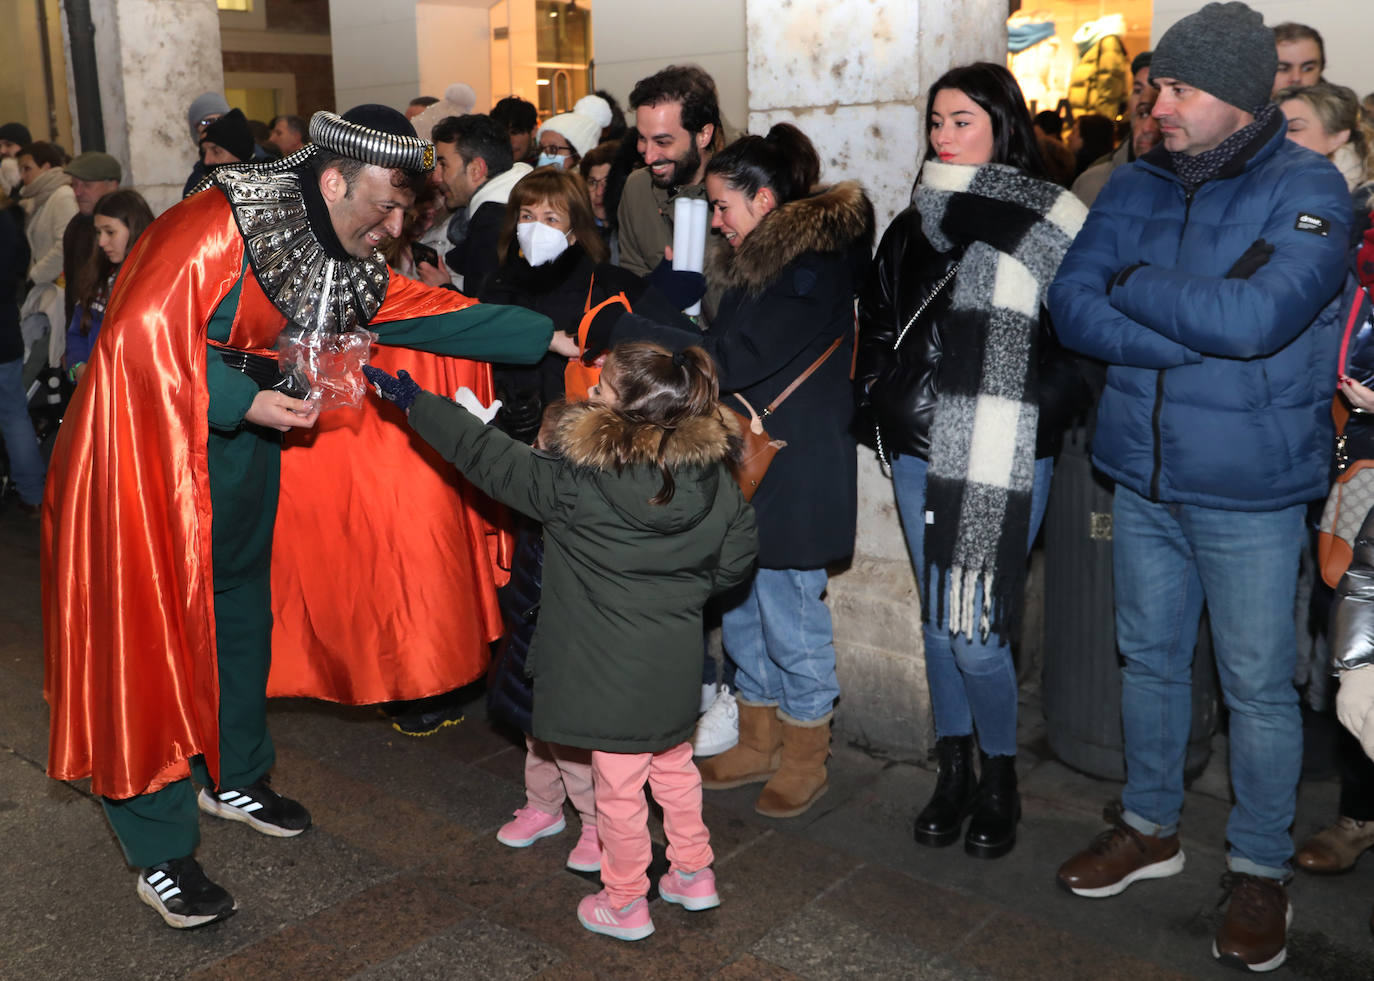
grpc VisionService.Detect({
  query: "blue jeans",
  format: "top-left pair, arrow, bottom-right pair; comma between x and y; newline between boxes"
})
0,358 -> 45,505
1112,485 -> 1302,878
721,567 -> 839,722
891,454 -> 1053,757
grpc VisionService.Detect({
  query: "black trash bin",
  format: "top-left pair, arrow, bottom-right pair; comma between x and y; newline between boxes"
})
1042,424 -> 1219,782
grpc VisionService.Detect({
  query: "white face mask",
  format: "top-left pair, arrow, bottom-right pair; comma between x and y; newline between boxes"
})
516,220 -> 571,266
537,151 -> 568,170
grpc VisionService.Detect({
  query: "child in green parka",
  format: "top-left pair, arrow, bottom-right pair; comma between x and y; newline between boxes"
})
363,341 -> 757,942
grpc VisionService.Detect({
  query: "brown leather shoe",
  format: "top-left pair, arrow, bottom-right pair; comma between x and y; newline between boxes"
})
1057,804 -> 1185,898
1212,873 -> 1290,972
1294,816 -> 1374,874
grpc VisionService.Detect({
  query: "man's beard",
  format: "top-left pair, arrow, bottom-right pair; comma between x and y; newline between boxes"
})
651,138 -> 701,189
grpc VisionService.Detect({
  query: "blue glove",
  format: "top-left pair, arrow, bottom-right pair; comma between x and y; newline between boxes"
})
645,258 -> 707,310
363,365 -> 422,411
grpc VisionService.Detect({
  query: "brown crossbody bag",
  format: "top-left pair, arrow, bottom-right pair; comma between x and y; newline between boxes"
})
726,332 -> 846,501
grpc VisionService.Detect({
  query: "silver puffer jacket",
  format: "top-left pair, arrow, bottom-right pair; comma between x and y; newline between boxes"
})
1333,506 -> 1374,671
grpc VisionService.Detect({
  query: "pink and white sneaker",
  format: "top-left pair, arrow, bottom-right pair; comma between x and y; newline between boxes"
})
658,867 -> 720,910
565,824 -> 601,872
496,806 -> 566,847
577,890 -> 655,941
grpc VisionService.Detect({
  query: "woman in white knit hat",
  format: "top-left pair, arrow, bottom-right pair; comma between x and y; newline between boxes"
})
537,95 -> 612,171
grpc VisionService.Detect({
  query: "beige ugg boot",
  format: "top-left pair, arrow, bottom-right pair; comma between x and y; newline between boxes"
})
754,714 -> 831,818
697,699 -> 782,789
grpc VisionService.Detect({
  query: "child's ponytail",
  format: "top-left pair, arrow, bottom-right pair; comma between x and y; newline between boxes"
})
649,347 -> 718,504
601,342 -> 722,505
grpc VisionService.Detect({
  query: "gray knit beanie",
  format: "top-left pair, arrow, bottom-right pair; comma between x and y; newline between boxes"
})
1150,2 -> 1276,111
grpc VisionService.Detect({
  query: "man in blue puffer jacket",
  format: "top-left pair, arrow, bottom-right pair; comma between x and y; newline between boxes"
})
1048,3 -> 1351,973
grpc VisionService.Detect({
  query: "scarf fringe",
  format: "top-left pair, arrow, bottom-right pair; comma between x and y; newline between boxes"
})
926,563 -> 1026,644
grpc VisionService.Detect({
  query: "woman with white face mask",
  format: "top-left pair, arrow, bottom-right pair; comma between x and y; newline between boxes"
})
479,168 -> 643,442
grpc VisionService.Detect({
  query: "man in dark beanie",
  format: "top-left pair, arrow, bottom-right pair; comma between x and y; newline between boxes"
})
200,107 -> 256,166
43,104 -> 557,930
1049,2 -> 1351,971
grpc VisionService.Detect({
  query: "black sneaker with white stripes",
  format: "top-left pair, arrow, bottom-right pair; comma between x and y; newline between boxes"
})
138,857 -> 236,929
198,778 -> 312,837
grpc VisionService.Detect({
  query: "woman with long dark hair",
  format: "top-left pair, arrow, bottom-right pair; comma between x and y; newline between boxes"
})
65,189 -> 153,382
580,122 -> 874,819
855,62 -> 1091,859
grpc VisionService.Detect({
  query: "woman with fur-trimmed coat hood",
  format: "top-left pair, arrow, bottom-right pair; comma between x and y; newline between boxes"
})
400,381 -> 758,753
589,159 -> 873,571
583,124 -> 875,820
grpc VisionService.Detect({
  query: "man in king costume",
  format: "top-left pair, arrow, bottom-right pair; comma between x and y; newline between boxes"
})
41,105 -> 556,929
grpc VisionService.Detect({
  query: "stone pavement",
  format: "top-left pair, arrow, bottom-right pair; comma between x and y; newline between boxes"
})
2,503 -> 1373,980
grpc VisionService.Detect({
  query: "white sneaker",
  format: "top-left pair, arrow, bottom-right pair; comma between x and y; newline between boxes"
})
700,682 -> 718,714
693,687 -> 739,757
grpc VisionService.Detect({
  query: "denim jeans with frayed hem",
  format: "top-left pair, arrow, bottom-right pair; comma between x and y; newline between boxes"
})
721,567 -> 839,722
1112,484 -> 1302,878
0,357 -> 45,505
890,453 -> 1053,758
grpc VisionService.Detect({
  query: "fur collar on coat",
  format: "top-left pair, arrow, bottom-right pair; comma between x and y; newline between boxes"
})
709,180 -> 875,296
551,401 -> 741,471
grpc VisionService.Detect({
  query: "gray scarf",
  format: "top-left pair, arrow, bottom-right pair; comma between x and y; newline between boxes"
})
915,161 -> 1087,641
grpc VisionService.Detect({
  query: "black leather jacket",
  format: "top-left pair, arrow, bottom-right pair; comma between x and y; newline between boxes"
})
854,205 -> 1098,461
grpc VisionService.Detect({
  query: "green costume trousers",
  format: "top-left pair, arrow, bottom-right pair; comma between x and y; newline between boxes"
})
101,575 -> 278,868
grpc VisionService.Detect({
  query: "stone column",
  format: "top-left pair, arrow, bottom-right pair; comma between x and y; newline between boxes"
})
72,0 -> 225,215
745,0 -> 1005,757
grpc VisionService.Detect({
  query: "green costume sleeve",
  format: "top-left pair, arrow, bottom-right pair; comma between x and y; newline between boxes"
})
369,275 -> 554,364
406,390 -> 569,522
205,348 -> 262,432
203,272 -> 259,432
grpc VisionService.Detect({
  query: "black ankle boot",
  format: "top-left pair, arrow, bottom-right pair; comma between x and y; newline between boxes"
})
964,752 -> 1020,859
914,735 -> 976,847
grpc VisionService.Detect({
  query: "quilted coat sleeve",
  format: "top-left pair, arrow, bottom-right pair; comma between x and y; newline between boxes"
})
1048,202 -> 1207,369
1107,164 -> 1351,359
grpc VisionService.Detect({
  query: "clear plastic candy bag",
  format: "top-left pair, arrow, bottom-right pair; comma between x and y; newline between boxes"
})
276,327 -> 379,411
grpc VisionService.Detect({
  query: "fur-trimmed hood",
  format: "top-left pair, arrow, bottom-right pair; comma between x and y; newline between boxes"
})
549,401 -> 742,530
552,401 -> 739,470
709,180 -> 875,295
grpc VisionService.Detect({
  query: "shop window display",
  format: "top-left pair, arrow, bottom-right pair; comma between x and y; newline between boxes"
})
1008,4 -> 1152,121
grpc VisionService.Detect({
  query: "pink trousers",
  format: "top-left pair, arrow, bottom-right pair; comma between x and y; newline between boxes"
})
591,740 -> 713,907
524,735 -> 596,827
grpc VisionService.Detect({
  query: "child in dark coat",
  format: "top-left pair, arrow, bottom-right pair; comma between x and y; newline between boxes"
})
364,342 -> 757,941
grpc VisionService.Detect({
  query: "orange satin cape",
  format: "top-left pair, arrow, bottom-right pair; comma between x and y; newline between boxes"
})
42,189 -> 501,800
268,344 -> 512,704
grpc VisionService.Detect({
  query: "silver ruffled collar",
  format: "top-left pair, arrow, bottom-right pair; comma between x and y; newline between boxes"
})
212,164 -> 389,333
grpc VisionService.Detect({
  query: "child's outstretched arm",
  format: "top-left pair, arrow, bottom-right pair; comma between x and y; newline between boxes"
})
363,365 -> 569,523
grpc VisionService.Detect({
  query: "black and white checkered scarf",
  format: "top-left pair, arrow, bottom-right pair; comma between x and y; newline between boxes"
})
915,161 -> 1087,641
